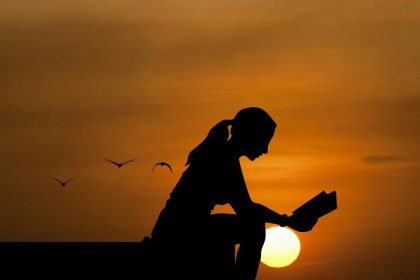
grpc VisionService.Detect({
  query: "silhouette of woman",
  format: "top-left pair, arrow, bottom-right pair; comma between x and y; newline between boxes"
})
151,107 -> 300,279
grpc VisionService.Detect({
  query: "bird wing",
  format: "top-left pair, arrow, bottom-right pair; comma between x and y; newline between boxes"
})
105,159 -> 120,166
50,177 -> 63,184
122,158 -> 137,165
163,162 -> 173,173
64,176 -> 77,184
152,163 -> 159,171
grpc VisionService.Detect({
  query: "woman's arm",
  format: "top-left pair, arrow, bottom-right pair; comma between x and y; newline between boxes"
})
254,203 -> 288,227
231,194 -> 288,226
227,161 -> 288,227
228,168 -> 316,230
227,159 -> 255,215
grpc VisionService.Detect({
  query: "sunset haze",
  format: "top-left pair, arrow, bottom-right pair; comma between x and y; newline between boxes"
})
1,1 -> 419,279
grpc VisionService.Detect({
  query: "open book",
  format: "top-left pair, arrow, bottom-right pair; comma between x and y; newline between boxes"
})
287,190 -> 337,232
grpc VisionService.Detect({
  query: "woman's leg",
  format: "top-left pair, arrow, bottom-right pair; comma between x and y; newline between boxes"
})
234,207 -> 266,280
206,214 -> 238,279
207,210 -> 266,280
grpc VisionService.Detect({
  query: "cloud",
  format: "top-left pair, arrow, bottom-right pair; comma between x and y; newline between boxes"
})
361,155 -> 418,164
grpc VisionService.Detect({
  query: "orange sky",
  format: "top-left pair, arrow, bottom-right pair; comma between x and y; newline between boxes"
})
1,1 -> 419,279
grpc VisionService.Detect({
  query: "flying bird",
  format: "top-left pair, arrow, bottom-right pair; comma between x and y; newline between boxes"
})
50,176 -> 76,187
153,162 -> 173,173
105,158 -> 137,168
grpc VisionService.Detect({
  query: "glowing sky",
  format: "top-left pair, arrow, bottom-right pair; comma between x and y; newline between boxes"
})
1,1 -> 419,279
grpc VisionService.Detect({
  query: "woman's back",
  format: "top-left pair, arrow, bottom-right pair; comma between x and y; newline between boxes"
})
152,145 -> 243,242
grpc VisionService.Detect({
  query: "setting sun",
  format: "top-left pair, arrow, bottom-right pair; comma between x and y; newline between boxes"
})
261,226 -> 301,268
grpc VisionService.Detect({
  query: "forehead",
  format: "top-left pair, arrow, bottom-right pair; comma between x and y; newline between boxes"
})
263,127 -> 275,142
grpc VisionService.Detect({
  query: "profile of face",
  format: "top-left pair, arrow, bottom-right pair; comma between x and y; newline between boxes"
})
230,107 -> 277,161
237,127 -> 275,161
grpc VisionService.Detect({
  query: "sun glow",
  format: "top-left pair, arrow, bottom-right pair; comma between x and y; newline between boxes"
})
261,226 -> 301,268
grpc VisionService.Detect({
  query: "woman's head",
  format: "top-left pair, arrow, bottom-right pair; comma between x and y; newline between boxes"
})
185,107 -> 276,165
230,107 -> 276,161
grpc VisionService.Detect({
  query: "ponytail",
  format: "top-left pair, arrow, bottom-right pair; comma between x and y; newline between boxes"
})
185,119 -> 232,166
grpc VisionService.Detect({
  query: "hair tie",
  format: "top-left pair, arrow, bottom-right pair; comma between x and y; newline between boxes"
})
223,119 -> 233,126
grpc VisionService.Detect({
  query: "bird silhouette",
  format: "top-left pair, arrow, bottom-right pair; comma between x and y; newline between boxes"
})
105,158 -> 137,168
153,162 -> 173,173
50,176 -> 76,187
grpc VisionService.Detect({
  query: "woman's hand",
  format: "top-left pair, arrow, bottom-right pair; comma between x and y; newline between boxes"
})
286,213 -> 318,232
252,203 -> 290,227
277,214 -> 288,227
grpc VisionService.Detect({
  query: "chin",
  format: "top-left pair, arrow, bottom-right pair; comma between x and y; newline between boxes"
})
247,155 -> 258,161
